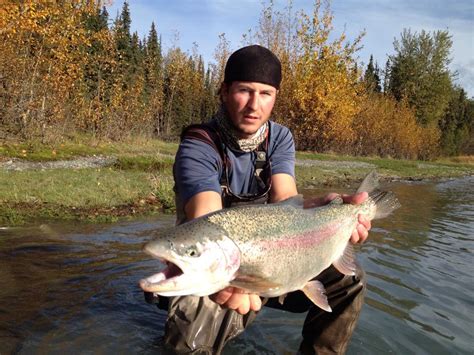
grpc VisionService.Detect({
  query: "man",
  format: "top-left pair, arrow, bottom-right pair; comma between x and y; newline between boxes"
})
150,45 -> 370,354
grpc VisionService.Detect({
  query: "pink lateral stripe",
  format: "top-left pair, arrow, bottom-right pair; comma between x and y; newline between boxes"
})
260,218 -> 353,250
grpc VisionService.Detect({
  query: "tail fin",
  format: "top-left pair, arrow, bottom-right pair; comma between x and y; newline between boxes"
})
356,171 -> 379,194
369,190 -> 401,219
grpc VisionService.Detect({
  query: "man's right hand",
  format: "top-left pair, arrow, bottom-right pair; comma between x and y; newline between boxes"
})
304,192 -> 371,244
210,287 -> 262,315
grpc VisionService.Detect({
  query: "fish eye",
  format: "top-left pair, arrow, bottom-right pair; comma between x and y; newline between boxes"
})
185,246 -> 199,257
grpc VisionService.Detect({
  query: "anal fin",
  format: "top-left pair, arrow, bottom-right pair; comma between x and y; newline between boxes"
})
302,280 -> 332,312
333,243 -> 357,276
278,294 -> 287,305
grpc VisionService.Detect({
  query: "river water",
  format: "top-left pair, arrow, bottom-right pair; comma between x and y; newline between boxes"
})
0,177 -> 473,354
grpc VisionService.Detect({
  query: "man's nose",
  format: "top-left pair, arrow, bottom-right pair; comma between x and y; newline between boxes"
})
247,93 -> 260,111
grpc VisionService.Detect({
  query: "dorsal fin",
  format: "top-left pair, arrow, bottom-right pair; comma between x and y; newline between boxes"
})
356,171 -> 379,194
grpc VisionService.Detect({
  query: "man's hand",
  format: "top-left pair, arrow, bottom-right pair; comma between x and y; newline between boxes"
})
210,287 -> 262,315
304,191 -> 371,244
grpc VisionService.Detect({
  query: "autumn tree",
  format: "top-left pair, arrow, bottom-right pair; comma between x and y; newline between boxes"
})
238,0 -> 365,151
201,66 -> 219,120
211,33 -> 231,89
162,46 -> 192,135
2,0 -> 470,157
201,32 -> 231,121
283,1 -> 365,151
0,0 -> 100,141
353,94 -> 440,159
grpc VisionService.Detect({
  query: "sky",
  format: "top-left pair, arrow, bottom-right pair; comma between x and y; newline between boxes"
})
107,0 -> 474,97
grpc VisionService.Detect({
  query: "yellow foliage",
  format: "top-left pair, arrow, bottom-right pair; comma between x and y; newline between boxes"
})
352,94 -> 440,159
253,0 -> 366,152
0,0 -> 448,160
1,1 -> 100,140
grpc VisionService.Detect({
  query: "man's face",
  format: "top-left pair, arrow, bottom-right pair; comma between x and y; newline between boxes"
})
221,81 -> 277,139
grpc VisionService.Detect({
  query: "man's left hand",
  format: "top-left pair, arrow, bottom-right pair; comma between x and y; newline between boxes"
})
304,191 -> 371,244
341,192 -> 371,244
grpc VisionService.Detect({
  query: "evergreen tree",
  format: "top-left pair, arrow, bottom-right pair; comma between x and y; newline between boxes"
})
130,31 -> 143,74
144,22 -> 164,134
439,88 -> 474,155
99,6 -> 109,30
82,4 -> 112,108
363,55 -> 381,92
147,23 -> 159,53
83,5 -> 109,32
115,1 -> 132,55
111,1 -> 138,94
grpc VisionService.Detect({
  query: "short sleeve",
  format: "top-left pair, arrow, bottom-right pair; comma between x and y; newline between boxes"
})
269,123 -> 295,177
173,138 -> 223,206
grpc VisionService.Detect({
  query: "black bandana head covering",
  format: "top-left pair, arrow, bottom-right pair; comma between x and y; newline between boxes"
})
224,45 -> 282,89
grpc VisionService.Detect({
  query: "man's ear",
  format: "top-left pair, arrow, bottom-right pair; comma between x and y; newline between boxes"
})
220,82 -> 229,103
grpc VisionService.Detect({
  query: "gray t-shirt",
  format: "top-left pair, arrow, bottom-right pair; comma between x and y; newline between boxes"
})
173,120 -> 295,221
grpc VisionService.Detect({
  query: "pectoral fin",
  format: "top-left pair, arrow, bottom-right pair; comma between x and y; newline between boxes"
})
333,243 -> 356,276
302,280 -> 332,312
231,274 -> 282,293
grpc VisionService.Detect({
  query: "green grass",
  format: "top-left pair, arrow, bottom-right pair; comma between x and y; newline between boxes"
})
0,167 -> 174,225
114,155 -> 174,172
0,135 -> 179,161
0,169 -> 152,206
296,151 -> 357,162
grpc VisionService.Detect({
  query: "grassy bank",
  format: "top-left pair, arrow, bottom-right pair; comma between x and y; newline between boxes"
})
0,138 -> 177,225
1,138 -> 473,225
295,152 -> 474,187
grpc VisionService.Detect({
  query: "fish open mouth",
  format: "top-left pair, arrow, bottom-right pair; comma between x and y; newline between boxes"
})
139,258 -> 186,292
161,260 -> 183,279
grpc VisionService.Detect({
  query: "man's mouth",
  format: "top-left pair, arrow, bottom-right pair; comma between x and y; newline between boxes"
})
243,115 -> 258,120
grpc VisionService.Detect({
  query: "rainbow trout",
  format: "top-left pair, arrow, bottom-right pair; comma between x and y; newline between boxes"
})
139,172 -> 400,311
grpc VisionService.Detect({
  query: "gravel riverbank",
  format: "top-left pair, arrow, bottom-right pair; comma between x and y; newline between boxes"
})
1,156 -> 375,171
0,156 -> 117,171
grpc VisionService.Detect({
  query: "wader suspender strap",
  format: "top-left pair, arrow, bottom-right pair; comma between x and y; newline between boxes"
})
254,132 -> 269,191
180,124 -> 271,205
180,124 -> 230,187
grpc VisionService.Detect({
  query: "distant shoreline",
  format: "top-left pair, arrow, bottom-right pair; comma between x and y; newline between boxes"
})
1,140 -> 472,226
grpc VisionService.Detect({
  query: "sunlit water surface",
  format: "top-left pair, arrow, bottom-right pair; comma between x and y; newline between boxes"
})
0,177 -> 473,354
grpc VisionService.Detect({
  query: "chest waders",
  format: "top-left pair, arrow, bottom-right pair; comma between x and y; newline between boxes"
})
181,123 -> 272,209
147,124 -> 367,354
